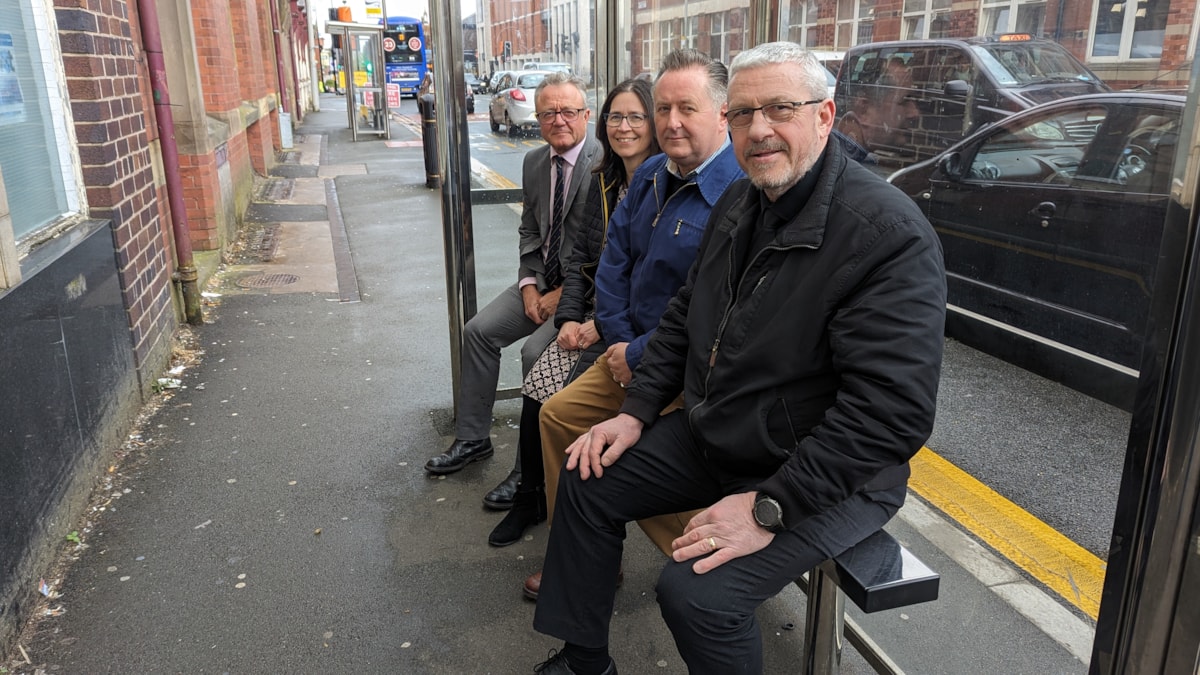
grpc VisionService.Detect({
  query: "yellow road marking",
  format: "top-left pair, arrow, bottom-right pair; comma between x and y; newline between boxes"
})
909,447 -> 1105,618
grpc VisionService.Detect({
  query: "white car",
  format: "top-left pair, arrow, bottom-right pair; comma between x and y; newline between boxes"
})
488,70 -> 553,137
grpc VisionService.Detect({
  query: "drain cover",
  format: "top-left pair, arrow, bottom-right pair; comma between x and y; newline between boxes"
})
236,273 -> 299,288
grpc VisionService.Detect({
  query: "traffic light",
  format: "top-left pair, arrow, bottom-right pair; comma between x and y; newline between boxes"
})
503,41 -> 511,61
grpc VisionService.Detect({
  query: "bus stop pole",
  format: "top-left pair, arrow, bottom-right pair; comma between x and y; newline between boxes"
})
428,0 -> 475,415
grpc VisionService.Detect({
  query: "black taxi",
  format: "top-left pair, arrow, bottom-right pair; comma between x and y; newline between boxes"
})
833,35 -> 1108,173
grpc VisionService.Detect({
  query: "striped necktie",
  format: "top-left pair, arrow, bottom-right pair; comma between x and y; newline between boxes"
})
545,155 -> 565,288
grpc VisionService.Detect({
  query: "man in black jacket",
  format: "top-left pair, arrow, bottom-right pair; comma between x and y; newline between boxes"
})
530,42 -> 946,675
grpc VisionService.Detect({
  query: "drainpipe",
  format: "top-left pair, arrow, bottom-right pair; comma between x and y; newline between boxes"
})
135,0 -> 202,325
269,0 -> 294,147
271,0 -> 289,114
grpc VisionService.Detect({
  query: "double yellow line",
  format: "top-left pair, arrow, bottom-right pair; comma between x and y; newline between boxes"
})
909,447 -> 1105,619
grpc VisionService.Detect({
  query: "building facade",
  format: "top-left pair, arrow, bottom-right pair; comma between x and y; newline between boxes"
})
0,0 -> 312,654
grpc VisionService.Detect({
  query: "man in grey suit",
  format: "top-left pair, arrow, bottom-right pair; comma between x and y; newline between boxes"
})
426,72 -> 601,510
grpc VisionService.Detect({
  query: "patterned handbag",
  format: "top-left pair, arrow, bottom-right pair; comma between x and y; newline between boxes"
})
521,341 -> 583,403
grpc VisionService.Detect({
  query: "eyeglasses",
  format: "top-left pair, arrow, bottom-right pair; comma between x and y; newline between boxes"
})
536,108 -> 587,124
602,112 -> 649,128
724,100 -> 825,129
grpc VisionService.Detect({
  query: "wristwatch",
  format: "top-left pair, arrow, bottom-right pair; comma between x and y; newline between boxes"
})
753,491 -> 786,533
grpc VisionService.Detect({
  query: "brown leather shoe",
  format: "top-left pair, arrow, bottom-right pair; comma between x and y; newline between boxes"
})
523,567 -> 624,602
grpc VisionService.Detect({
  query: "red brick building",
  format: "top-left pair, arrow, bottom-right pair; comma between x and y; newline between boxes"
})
0,0 -> 311,654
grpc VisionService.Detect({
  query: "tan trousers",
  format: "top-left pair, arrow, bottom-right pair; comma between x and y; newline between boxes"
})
540,353 -> 701,556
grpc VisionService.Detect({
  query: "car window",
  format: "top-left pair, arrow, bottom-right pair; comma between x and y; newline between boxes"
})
1074,107 -> 1181,194
977,43 -> 1098,86
518,73 -> 546,88
967,106 -> 1107,184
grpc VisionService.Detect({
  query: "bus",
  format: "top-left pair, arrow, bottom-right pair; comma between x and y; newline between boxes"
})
381,16 -> 427,98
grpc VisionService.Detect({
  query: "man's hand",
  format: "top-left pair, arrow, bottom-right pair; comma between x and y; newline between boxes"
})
537,287 -> 563,323
521,285 -> 545,324
564,413 -> 644,480
605,342 -> 633,385
671,492 -> 775,574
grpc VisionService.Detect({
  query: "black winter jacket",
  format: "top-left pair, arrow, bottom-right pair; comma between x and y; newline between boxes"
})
554,172 -> 619,328
621,139 -> 947,526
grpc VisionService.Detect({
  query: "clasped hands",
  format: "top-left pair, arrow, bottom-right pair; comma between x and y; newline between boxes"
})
522,286 -> 562,324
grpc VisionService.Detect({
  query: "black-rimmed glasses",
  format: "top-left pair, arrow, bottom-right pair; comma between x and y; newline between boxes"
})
724,100 -> 825,129
536,108 -> 587,124
602,112 -> 649,128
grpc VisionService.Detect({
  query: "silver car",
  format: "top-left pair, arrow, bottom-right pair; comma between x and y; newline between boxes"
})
489,70 -> 552,137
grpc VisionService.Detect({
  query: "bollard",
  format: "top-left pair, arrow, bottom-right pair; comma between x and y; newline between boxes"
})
418,93 -> 441,189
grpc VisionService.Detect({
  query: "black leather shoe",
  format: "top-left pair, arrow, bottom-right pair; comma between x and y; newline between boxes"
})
483,469 -> 522,510
424,438 -> 493,475
534,649 -> 617,675
488,487 -> 546,546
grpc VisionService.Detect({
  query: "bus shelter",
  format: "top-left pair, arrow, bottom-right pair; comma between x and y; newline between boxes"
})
326,21 -> 389,141
424,0 -> 1200,670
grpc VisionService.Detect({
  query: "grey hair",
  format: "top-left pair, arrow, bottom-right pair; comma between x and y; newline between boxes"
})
535,71 -> 590,107
729,42 -> 830,101
657,49 -> 728,108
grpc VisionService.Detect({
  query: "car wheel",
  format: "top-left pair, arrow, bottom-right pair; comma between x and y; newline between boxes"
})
507,115 -> 520,138
489,112 -> 499,132
467,102 -> 475,114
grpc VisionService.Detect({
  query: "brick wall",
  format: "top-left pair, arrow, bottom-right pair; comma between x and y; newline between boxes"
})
55,0 -> 177,373
178,0 -> 280,251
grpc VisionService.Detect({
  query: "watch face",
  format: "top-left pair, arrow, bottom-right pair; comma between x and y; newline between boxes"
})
755,495 -> 783,530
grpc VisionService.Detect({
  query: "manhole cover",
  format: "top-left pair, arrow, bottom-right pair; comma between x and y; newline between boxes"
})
236,273 -> 299,288
256,177 -> 294,201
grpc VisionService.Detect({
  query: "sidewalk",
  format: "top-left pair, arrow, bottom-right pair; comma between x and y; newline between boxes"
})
2,94 -> 1088,674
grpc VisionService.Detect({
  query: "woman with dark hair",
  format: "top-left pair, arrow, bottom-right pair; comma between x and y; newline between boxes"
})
488,78 -> 660,546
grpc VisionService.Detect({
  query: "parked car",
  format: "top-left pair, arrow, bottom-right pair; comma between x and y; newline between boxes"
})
465,73 -> 483,92
489,70 -> 552,136
524,61 -> 572,75
835,35 -> 1108,174
888,91 -> 1184,380
486,70 -> 513,95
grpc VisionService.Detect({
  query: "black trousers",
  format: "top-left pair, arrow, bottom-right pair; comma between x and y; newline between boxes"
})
532,410 -> 904,674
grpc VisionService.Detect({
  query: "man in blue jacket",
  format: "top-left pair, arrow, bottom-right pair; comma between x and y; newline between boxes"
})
523,49 -> 745,602
532,43 -> 945,675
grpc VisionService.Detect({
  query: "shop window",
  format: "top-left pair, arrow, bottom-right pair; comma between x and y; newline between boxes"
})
1091,0 -> 1168,60
0,0 -> 84,286
902,0 -> 953,39
837,0 -> 876,50
980,0 -> 1047,36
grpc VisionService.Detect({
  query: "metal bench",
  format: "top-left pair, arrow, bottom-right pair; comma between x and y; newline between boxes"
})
799,527 -> 940,674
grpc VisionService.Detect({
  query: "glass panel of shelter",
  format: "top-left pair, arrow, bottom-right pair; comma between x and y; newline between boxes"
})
433,2 -> 1200,670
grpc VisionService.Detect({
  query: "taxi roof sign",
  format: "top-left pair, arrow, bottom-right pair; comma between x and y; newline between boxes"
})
997,33 -> 1034,42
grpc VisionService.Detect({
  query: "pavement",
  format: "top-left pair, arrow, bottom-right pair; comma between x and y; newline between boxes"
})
2,93 -> 1095,674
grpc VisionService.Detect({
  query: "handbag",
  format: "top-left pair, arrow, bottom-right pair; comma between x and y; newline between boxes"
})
522,340 -> 583,403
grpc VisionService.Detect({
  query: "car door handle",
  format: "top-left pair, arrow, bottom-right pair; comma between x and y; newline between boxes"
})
1030,201 -> 1056,227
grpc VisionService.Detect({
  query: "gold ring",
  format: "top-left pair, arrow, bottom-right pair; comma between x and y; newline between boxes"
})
708,536 -> 717,552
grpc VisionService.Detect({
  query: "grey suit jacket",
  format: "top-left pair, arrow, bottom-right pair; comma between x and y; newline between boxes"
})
517,135 -> 602,291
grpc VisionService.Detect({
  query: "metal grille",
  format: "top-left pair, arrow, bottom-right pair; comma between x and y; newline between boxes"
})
236,273 -> 299,288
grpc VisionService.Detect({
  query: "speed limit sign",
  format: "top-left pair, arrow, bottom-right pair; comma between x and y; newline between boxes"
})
383,37 -> 396,52
408,36 -> 422,52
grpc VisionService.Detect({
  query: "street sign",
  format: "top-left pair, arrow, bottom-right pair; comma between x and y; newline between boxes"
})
408,36 -> 422,52
387,83 -> 400,108
383,37 -> 396,52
